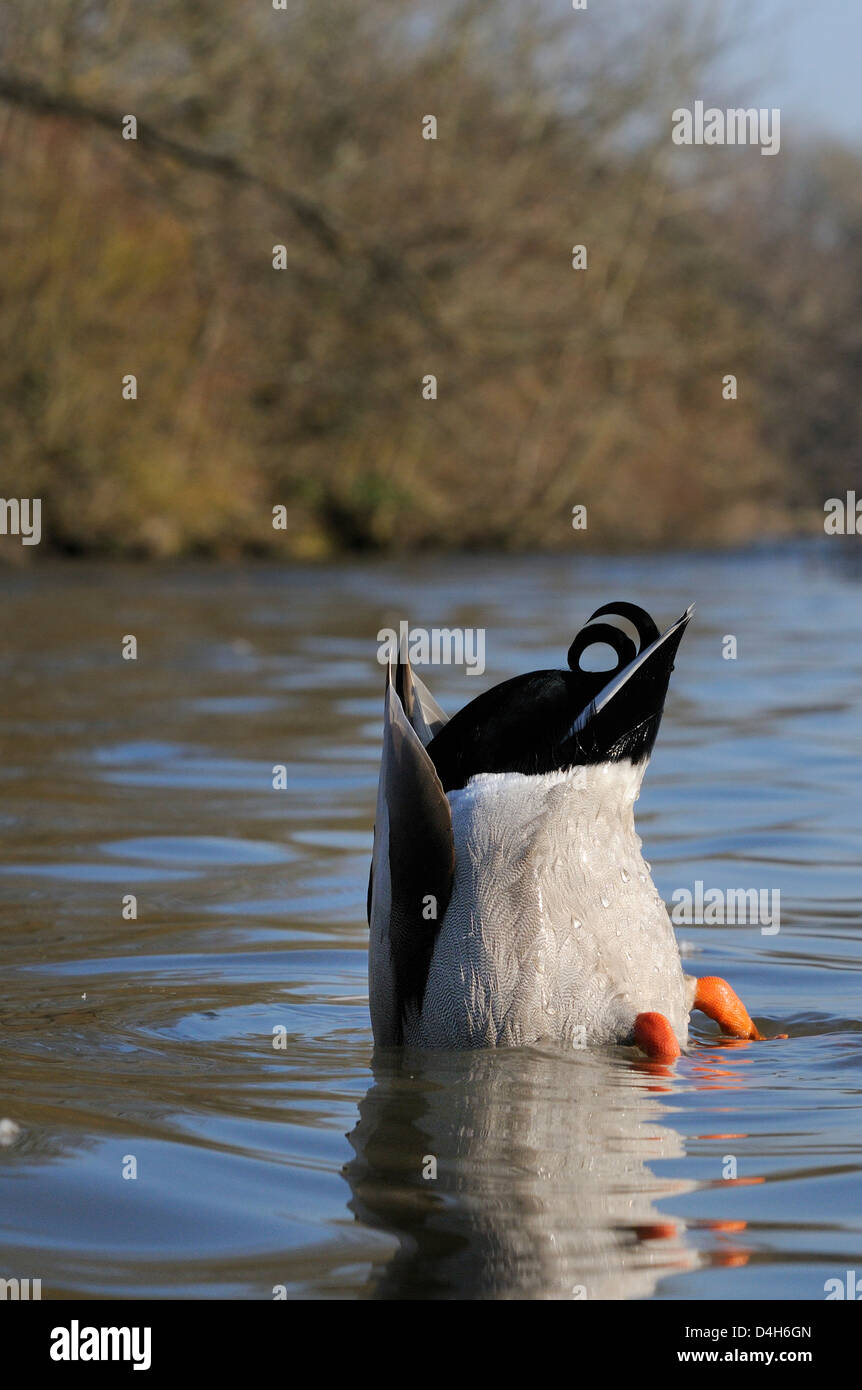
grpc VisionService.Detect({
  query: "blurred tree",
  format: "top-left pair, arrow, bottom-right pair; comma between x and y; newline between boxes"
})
0,0 -> 854,557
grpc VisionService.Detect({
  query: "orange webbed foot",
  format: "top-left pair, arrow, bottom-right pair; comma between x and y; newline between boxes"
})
693,976 -> 784,1040
634,1011 -> 681,1062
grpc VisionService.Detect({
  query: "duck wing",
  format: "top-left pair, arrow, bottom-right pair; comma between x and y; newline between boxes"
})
394,655 -> 449,746
368,665 -> 455,1045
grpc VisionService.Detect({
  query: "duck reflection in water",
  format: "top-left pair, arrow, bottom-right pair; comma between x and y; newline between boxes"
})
346,1043 -> 763,1300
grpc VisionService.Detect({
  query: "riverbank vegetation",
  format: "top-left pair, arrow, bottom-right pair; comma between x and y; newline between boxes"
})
1,1 -> 859,559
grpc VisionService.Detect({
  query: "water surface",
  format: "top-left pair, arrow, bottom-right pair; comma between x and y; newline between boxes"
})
1,546 -> 861,1299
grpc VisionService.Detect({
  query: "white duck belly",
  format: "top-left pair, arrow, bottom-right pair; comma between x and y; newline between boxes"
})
408,764 -> 691,1049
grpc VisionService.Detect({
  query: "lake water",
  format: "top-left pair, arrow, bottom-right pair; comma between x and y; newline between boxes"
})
1,544 -> 861,1300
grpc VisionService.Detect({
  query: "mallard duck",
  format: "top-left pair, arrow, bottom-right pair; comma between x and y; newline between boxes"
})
368,602 -> 770,1059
